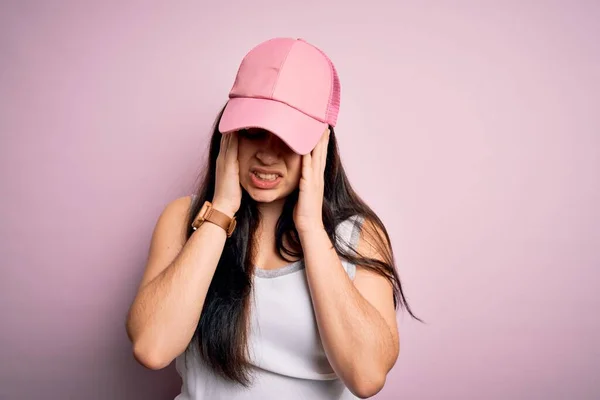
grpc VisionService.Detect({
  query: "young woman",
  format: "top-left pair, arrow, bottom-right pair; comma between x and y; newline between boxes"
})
126,37 -> 419,399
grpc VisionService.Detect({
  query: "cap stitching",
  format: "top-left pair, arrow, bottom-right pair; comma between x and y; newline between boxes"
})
231,38 -> 280,93
270,39 -> 295,98
310,43 -> 336,124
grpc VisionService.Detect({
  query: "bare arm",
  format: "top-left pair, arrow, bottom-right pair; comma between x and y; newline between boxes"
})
300,220 -> 399,399
125,195 -> 232,369
126,131 -> 241,370
293,129 -> 399,398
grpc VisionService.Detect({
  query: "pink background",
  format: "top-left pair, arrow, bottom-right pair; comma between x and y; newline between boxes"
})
1,1 -> 599,399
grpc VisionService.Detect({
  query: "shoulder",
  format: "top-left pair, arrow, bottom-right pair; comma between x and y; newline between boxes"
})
334,215 -> 366,280
159,195 -> 194,221
356,216 -> 392,263
335,215 -> 365,249
336,214 -> 391,262
135,195 -> 196,293
152,195 -> 195,243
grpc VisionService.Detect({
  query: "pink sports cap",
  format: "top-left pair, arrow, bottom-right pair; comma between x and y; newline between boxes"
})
219,37 -> 341,155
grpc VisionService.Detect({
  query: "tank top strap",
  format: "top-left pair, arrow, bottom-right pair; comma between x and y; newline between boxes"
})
334,215 -> 365,280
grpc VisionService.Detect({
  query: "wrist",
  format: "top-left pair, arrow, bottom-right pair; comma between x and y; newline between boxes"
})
211,199 -> 237,218
297,223 -> 326,237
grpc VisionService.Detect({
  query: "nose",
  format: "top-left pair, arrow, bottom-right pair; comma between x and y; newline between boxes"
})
255,133 -> 283,164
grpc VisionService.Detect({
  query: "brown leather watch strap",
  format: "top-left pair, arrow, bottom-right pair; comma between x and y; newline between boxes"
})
192,201 -> 236,237
204,207 -> 233,233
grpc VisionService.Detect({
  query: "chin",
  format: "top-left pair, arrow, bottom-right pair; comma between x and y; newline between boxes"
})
247,188 -> 283,204
242,180 -> 291,204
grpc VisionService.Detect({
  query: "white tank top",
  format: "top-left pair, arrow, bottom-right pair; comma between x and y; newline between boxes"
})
174,209 -> 364,400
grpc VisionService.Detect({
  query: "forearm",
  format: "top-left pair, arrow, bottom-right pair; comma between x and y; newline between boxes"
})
127,222 -> 227,368
300,227 -> 395,395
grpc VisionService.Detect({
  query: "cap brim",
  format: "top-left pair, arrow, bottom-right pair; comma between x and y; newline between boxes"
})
218,97 -> 327,155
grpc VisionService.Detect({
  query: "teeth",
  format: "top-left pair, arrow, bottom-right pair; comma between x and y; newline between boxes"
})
254,172 -> 278,181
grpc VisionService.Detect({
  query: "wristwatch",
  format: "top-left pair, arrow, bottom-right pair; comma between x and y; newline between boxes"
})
191,201 -> 237,237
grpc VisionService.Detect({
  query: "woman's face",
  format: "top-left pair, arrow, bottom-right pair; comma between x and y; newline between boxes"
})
237,128 -> 302,204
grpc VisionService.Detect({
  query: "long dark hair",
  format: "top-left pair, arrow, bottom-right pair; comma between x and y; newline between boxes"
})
184,105 -> 420,386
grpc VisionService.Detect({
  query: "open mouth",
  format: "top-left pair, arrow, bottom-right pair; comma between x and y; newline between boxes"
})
249,169 -> 283,189
252,171 -> 279,181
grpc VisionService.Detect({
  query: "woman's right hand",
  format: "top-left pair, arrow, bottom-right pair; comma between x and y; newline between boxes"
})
212,132 -> 242,217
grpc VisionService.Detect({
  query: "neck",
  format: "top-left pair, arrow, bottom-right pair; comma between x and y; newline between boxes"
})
256,197 -> 287,234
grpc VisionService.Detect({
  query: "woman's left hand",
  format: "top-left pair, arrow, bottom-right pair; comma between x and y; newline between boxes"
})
294,127 -> 330,234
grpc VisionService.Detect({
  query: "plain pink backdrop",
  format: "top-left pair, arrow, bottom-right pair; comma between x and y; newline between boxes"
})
1,1 -> 599,399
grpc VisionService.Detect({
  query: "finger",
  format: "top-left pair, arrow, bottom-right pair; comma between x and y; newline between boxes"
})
322,127 -> 330,142
313,128 -> 329,176
225,133 -> 232,158
227,131 -> 238,164
302,152 -> 311,181
218,133 -> 227,163
311,147 -> 321,179
320,129 -> 330,172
